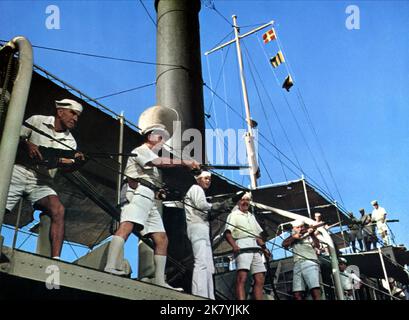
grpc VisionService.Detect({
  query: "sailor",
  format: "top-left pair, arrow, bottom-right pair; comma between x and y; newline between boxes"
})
224,192 -> 270,300
282,219 -> 322,300
104,123 -> 200,290
347,212 -> 364,253
184,170 -> 233,299
312,212 -> 330,254
388,277 -> 406,300
338,257 -> 361,300
371,200 -> 389,246
5,99 -> 85,259
359,208 -> 376,251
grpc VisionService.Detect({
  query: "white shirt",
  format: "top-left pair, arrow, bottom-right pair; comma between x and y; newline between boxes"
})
184,184 -> 212,225
340,271 -> 361,290
225,209 -> 263,240
18,115 -> 77,178
124,144 -> 160,185
372,206 -> 387,223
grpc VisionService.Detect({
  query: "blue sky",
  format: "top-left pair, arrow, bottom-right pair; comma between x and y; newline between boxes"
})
1,0 -> 408,275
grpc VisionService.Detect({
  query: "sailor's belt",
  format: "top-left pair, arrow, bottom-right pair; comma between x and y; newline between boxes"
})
126,178 -> 167,200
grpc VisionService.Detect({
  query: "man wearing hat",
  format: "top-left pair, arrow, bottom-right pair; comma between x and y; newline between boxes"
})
184,171 -> 232,299
371,200 -> 389,246
104,123 -> 200,290
347,212 -> 364,253
338,257 -> 361,300
359,208 -> 376,251
5,99 -> 84,259
224,192 -> 270,300
282,219 -> 322,300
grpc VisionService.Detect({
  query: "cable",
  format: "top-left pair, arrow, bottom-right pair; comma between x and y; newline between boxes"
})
296,89 -> 346,206
0,40 -> 183,68
138,0 -> 156,27
85,82 -> 156,102
202,1 -> 232,27
242,40 -> 288,182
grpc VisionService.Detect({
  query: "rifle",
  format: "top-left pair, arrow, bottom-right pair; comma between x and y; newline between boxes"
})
125,177 -> 179,201
191,164 -> 249,176
298,221 -> 326,239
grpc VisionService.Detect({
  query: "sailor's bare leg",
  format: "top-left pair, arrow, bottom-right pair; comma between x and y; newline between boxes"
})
115,221 -> 134,241
149,231 -> 168,255
35,195 -> 65,257
253,272 -> 265,300
235,269 -> 248,300
310,287 -> 321,300
293,291 -> 304,300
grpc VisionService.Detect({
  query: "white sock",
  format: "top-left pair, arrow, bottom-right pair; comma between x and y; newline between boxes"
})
153,255 -> 167,285
52,256 -> 60,260
105,236 -> 125,270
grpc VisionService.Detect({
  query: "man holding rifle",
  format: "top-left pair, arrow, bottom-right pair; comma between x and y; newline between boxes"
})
6,99 -> 85,259
282,219 -> 322,300
224,192 -> 270,300
104,123 -> 200,291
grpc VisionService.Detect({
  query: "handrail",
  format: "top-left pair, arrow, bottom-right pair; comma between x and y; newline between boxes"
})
0,36 -> 33,250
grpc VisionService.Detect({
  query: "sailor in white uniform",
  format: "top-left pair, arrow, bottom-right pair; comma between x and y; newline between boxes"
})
104,124 -> 200,291
184,171 -> 232,299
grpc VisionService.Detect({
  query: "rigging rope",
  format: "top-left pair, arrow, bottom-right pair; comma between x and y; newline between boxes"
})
138,0 -> 157,27
256,36 -> 335,199
0,40 -> 183,69
242,40 -> 289,182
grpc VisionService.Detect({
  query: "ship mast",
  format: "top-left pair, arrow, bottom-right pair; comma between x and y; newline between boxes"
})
205,16 -> 274,189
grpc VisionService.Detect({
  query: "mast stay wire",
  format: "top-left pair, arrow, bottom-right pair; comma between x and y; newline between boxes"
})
241,40 -> 289,182
138,0 -> 157,27
202,83 -> 330,194
221,50 -> 235,181
296,89 -> 346,206
85,82 -> 156,102
202,0 -> 233,27
270,27 -> 346,207
204,42 -> 231,118
258,156 -> 275,185
0,40 -> 182,68
243,39 -> 303,176
256,36 -> 334,200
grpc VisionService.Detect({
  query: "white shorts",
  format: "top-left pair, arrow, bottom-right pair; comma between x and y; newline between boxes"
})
6,164 -> 56,211
292,260 -> 321,292
120,184 -> 164,235
376,221 -> 388,234
235,238 -> 266,275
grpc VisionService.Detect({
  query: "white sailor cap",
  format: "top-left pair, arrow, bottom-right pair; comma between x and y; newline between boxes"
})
371,200 -> 378,206
55,99 -> 83,113
194,171 -> 211,180
141,124 -> 168,135
291,219 -> 305,228
339,257 -> 347,264
314,212 -> 322,217
241,192 -> 252,200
